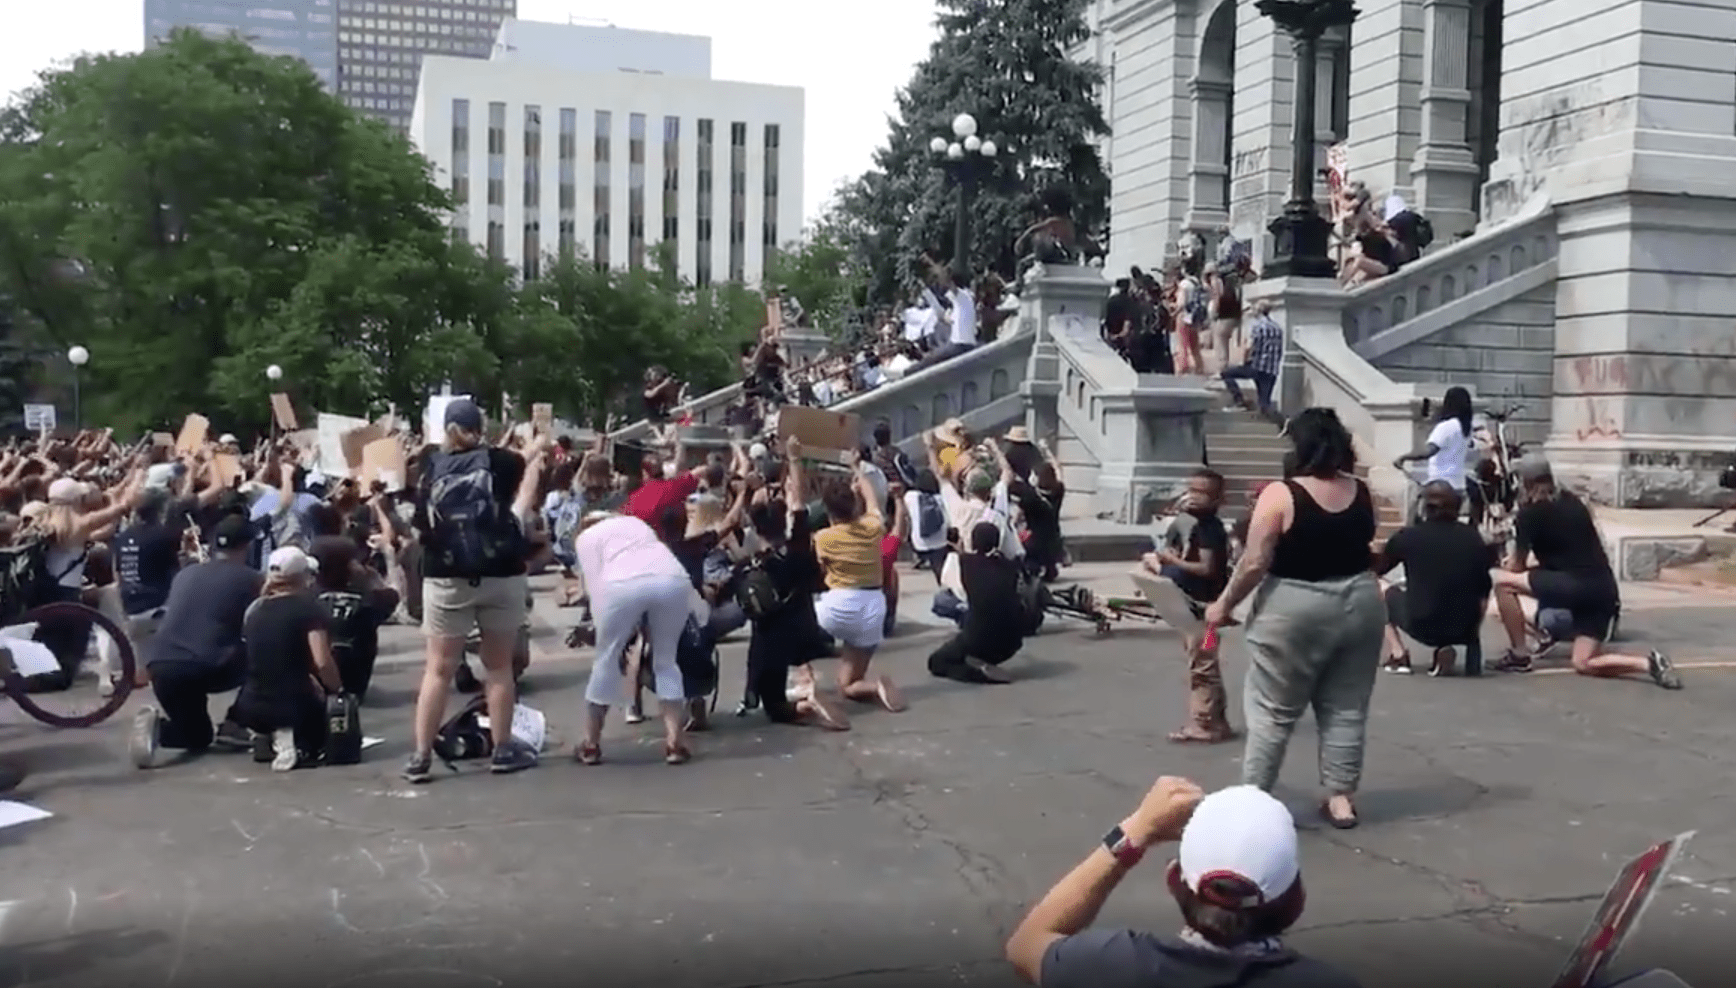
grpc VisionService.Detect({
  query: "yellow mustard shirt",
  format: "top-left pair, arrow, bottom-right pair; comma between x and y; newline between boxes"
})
813,514 -> 886,590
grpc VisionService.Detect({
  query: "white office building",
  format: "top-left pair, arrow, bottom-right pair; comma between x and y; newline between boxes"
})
410,20 -> 805,286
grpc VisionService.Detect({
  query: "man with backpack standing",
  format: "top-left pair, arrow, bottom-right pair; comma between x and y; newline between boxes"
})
402,398 -> 545,783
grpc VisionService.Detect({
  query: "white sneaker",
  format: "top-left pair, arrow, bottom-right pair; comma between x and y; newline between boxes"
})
129,707 -> 161,769
271,728 -> 298,772
98,678 -> 115,698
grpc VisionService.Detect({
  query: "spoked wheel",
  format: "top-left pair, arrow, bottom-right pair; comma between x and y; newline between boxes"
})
3,601 -> 138,728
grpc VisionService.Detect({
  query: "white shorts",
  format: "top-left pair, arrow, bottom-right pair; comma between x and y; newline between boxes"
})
815,588 -> 886,651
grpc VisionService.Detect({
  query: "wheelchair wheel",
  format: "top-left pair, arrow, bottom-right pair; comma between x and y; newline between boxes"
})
4,601 -> 138,728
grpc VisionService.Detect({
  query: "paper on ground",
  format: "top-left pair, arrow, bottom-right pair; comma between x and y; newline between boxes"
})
361,737 -> 386,750
0,801 -> 52,830
0,627 -> 60,678
475,703 -> 547,752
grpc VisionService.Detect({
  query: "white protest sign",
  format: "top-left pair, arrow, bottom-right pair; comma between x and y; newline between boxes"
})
22,404 -> 55,432
476,703 -> 547,752
0,626 -> 60,678
314,412 -> 370,479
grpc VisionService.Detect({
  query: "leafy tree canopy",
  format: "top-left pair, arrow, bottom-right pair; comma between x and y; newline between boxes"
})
828,0 -> 1110,312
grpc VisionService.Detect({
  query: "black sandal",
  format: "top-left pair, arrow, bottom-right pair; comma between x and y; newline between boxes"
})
1320,797 -> 1359,830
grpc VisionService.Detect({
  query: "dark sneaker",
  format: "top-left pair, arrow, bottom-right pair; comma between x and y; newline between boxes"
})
401,752 -> 433,784
129,707 -> 161,769
1647,650 -> 1683,690
212,720 -> 253,752
734,693 -> 760,717
490,739 -> 538,775
1428,647 -> 1457,678
1382,656 -> 1413,675
251,733 -> 274,764
1492,651 -> 1534,674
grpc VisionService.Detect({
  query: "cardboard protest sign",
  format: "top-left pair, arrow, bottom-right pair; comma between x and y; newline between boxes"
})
776,405 -> 861,464
212,453 -> 245,488
315,413 -> 370,478
361,437 -> 407,491
175,414 -> 209,455
340,424 -> 386,474
270,393 -> 298,430
531,403 -> 554,432
151,432 -> 175,448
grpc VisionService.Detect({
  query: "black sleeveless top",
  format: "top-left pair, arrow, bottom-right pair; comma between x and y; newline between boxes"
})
1268,479 -> 1375,581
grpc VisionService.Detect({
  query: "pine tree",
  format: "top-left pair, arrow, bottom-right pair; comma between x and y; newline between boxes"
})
832,0 -> 1109,309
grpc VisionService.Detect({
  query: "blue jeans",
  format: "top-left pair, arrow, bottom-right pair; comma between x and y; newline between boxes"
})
1222,366 -> 1277,414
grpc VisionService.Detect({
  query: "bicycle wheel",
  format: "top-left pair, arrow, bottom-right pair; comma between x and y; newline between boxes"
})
3,601 -> 137,728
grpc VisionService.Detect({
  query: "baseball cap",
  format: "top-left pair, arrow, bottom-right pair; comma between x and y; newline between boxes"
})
444,397 -> 484,432
145,463 -> 181,489
212,514 -> 256,550
1177,785 -> 1300,907
267,546 -> 316,577
47,478 -> 88,505
1514,452 -> 1552,483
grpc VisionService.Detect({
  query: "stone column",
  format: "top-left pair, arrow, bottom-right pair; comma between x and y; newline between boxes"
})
1409,0 -> 1480,238
1182,76 -> 1234,235
1020,263 -> 1110,445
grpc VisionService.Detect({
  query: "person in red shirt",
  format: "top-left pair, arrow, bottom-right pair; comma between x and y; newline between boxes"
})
623,451 -> 706,535
879,484 -> 908,637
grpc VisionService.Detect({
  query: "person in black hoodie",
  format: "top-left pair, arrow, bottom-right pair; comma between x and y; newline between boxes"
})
927,522 -> 1027,684
1007,781 -> 1360,988
738,494 -> 848,730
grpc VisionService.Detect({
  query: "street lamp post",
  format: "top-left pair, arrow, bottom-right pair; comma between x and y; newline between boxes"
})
266,365 -> 283,443
1256,0 -> 1360,279
66,345 -> 89,431
928,112 -> 999,282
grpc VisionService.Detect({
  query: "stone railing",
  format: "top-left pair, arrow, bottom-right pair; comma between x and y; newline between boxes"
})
832,330 -> 1035,452
1342,193 -> 1556,350
1035,311 -> 1215,522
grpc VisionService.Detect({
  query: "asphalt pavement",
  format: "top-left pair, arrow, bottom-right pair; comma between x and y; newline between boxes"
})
2,570 -> 1735,988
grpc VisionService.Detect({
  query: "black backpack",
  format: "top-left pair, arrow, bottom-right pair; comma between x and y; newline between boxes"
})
323,693 -> 363,766
916,493 -> 946,541
433,695 -> 493,762
0,537 -> 57,626
735,556 -> 788,621
423,448 -> 522,577
1413,214 -> 1435,250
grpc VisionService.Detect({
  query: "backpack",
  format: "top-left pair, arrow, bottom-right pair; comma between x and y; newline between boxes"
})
322,692 -> 363,766
423,448 -> 522,577
1413,215 -> 1435,250
318,590 -> 370,692
0,537 -> 58,626
1184,280 -> 1209,326
916,493 -> 946,541
735,556 -> 788,621
433,694 -> 493,762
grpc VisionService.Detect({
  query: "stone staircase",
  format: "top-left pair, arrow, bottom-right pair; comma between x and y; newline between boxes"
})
1203,408 -> 1405,542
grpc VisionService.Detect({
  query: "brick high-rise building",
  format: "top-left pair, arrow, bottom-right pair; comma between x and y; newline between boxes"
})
335,0 -> 515,132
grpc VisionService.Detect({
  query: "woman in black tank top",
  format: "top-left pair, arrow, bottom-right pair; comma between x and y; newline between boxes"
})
1203,409 -> 1385,829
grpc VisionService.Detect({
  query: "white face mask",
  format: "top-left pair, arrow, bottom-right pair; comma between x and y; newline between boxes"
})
663,462 -> 679,480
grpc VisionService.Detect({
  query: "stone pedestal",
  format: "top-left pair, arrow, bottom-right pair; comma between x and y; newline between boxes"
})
1020,263 -> 1109,446
780,329 -> 830,370
1408,0 -> 1479,240
1096,384 -> 1219,524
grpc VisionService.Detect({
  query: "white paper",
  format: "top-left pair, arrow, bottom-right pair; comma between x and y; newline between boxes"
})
361,736 -> 385,751
314,412 -> 370,479
377,469 -> 403,492
477,706 -> 546,752
0,800 -> 52,830
0,628 -> 60,678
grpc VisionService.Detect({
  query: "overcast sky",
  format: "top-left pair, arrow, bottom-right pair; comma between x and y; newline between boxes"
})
0,0 -> 941,224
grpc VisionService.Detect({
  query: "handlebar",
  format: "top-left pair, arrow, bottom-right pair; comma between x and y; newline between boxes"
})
1483,402 -> 1523,421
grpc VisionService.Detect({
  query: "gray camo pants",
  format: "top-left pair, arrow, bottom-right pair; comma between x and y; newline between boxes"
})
1240,572 -> 1386,794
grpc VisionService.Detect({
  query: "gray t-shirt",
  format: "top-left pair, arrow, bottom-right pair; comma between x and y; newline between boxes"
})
1042,929 -> 1361,988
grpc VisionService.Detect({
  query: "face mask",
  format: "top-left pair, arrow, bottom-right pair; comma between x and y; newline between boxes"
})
663,462 -> 679,480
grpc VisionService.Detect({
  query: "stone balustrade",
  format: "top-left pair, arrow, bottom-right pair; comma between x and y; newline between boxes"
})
1341,195 -> 1557,348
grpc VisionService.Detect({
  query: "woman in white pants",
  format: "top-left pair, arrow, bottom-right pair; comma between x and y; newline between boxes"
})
573,513 -> 694,765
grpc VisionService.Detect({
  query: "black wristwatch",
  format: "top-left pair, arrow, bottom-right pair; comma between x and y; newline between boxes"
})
1102,825 -> 1146,867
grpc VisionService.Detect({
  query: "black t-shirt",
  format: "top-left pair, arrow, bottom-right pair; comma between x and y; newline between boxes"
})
241,592 -> 329,704
1009,478 -> 1062,548
147,559 -> 264,669
1358,230 -> 1395,267
747,511 -> 828,665
1165,511 -> 1230,602
115,521 -> 182,615
413,446 -> 527,580
1514,492 -> 1614,583
674,531 -> 721,591
1380,519 -> 1495,647
1042,929 -> 1362,988
318,587 -> 395,681
959,552 -> 1025,650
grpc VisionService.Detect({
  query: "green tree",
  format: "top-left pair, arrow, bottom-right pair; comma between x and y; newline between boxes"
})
508,244 -> 760,430
765,219 -> 867,339
0,31 -> 513,434
831,0 -> 1109,310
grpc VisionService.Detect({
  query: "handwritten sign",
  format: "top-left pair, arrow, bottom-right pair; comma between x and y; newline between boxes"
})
175,414 -> 209,455
212,453 -> 244,488
531,403 -> 553,432
361,437 -> 407,491
776,405 -> 861,463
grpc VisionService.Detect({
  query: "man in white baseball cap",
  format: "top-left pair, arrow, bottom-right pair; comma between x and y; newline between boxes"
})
1007,781 -> 1358,988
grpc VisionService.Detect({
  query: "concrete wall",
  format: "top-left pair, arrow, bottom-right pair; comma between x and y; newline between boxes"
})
1372,280 -> 1555,447
1097,0 -> 1194,275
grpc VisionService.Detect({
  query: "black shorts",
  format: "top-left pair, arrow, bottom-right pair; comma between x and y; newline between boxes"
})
1527,570 -> 1619,642
1381,585 -> 1469,649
